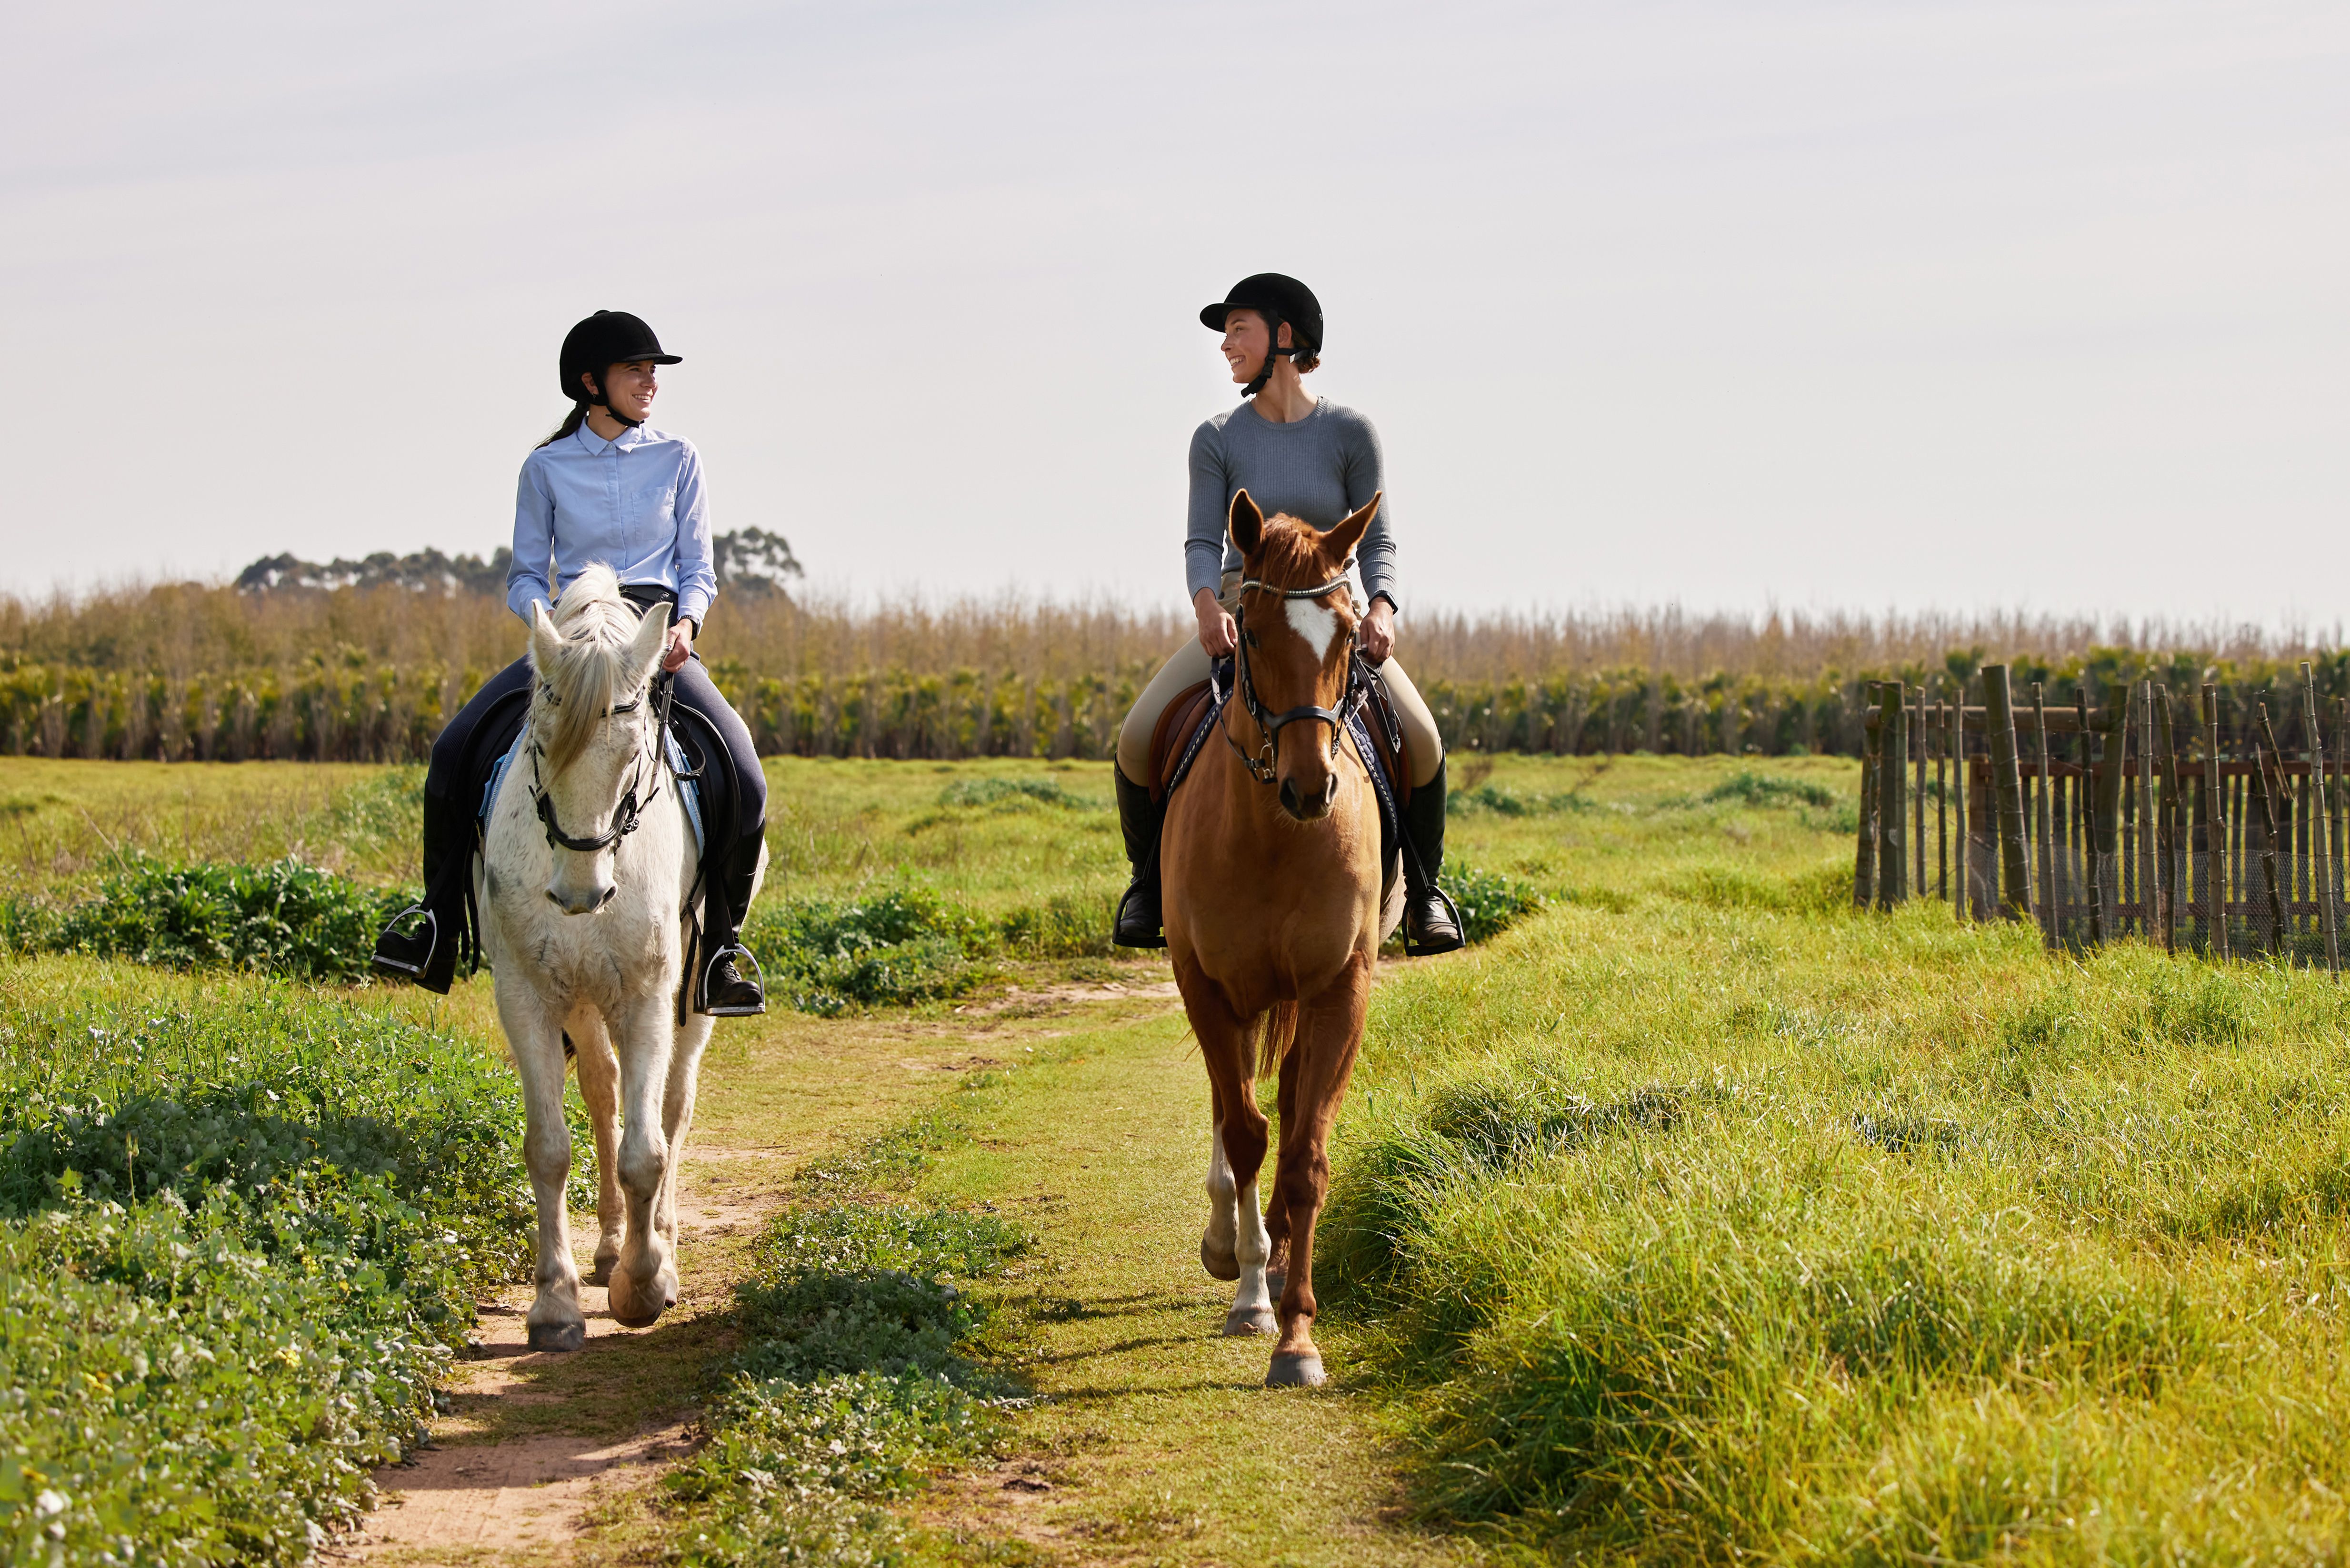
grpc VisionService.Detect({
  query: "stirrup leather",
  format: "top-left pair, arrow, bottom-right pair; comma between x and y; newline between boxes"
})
371,905 -> 438,978
698,941 -> 768,1017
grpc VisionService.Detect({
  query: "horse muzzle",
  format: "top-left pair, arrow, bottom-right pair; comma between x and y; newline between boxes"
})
1278,771 -> 1339,822
546,880 -> 619,915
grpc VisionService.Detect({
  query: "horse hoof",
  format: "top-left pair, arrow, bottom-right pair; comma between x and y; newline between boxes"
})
527,1322 -> 585,1354
1222,1308 -> 1278,1337
1200,1236 -> 1240,1281
1266,1351 -> 1326,1388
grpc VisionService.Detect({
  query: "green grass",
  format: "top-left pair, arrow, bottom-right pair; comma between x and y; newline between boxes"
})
1320,877 -> 2350,1559
0,959 -> 529,1566
665,1068 -> 1032,1567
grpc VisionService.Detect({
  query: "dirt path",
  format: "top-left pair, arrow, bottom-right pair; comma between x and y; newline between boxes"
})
350,976 -> 1476,1567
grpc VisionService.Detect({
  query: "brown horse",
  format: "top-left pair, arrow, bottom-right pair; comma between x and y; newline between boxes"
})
1163,489 -> 1394,1388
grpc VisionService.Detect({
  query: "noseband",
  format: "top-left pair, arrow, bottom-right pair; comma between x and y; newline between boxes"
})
1221,557 -> 1362,787
529,676 -> 671,852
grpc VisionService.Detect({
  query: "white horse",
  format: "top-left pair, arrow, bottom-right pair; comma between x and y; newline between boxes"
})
477,564 -> 764,1351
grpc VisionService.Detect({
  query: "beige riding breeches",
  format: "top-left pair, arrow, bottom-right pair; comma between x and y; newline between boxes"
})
1115,576 -> 1443,789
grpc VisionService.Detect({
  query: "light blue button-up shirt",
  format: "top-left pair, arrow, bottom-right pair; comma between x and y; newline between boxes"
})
506,421 -> 717,628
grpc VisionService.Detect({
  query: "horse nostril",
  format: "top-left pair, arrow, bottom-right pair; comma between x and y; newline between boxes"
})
1322,774 -> 1338,804
1279,779 -> 1301,817
596,886 -> 618,910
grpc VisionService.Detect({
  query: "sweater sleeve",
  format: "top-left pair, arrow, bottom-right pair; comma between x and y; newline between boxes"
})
1184,419 -> 1232,603
1342,411 -> 1400,614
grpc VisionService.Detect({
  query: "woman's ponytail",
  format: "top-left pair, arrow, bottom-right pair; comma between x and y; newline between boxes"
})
538,402 -> 590,449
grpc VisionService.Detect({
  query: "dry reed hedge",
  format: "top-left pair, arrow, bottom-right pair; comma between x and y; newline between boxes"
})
4,581 -> 2345,763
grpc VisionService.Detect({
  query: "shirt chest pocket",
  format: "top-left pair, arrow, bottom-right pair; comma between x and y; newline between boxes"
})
626,469 -> 678,532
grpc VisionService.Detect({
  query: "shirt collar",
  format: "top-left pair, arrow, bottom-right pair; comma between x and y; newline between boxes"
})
573,420 -> 648,455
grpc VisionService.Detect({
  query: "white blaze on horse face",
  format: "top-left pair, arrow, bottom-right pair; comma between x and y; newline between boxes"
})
1283,597 -> 1341,662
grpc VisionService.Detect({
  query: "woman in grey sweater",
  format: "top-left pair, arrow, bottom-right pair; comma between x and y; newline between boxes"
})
1112,273 -> 1460,954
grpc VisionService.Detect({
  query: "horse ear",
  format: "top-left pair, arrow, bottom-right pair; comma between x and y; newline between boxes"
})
528,602 -> 563,677
1323,491 -> 1380,561
1229,489 -> 1265,556
629,601 -> 672,679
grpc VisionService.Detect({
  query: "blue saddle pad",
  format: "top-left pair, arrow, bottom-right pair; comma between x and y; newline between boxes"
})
481,727 -> 704,859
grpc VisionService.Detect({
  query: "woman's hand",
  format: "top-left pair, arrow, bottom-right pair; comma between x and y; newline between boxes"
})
1193,587 -> 1237,657
1359,598 -> 1396,663
662,619 -> 694,673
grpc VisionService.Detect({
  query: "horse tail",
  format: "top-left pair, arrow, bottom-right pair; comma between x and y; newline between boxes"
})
1252,1001 -> 1299,1081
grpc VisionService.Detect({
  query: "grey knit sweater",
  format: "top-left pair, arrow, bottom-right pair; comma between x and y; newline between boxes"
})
1185,399 -> 1399,611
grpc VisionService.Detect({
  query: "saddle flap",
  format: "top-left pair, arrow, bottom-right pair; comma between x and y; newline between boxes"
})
1150,679 -> 1218,804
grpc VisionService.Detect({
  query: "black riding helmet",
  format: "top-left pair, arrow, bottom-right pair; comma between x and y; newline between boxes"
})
558,310 -> 682,427
1200,274 -> 1321,398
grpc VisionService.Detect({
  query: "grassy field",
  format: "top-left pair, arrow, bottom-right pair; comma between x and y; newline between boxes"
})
10,749 -> 2350,1564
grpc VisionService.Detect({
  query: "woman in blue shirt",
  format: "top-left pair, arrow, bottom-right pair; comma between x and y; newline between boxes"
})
373,310 -> 768,1014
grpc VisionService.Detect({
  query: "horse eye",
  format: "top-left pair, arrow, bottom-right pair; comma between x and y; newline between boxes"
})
1244,630 -> 1260,649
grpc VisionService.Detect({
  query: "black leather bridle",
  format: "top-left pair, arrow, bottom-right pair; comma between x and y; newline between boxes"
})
1221,556 -> 1364,787
529,673 -> 673,852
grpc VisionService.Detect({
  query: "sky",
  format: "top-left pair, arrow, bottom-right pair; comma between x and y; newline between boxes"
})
4,1 -> 2345,622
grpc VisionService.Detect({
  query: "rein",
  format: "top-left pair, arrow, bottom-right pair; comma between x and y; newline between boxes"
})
529,676 -> 668,853
1221,555 -> 1364,787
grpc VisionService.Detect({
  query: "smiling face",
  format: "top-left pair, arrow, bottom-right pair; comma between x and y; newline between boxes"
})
582,359 -> 660,422
1220,309 -> 1290,386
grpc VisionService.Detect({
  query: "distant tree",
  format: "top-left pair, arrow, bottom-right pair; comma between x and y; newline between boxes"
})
235,529 -> 802,600
235,547 -> 513,596
712,528 -> 803,597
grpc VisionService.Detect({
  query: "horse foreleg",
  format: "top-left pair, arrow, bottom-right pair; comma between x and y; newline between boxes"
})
604,995 -> 680,1329
568,1008 -> 625,1286
495,984 -> 586,1353
656,1015 -> 716,1258
1178,965 -> 1277,1337
1266,954 -> 1372,1388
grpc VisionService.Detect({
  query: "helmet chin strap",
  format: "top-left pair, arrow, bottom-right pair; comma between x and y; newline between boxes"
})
584,372 -> 645,429
1243,313 -> 1286,399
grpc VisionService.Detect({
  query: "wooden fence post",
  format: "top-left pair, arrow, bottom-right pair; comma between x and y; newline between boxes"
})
2153,686 -> 2182,954
2032,683 -> 2058,948
1914,683 -> 1928,897
1936,699 -> 1950,900
2095,694 -> 2127,941
2304,664 -> 2340,976
1984,666 -> 2031,921
2077,685 -> 2102,947
1952,691 -> 1970,921
1878,682 -> 1908,909
1855,682 -> 1879,907
2203,683 -> 2229,960
2255,704 -> 2289,957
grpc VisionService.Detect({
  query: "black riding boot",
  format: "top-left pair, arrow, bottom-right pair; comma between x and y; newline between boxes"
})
1113,769 -> 1168,949
1401,759 -> 1465,956
699,827 -> 769,1016
373,787 -> 462,990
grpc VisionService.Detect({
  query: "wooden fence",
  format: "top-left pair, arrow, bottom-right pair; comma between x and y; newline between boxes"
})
1855,661 -> 2346,969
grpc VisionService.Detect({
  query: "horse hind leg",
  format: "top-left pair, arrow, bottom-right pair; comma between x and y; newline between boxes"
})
568,1009 -> 625,1285
656,1013 -> 716,1257
1265,1038 -> 1302,1300
1201,1091 -> 1241,1282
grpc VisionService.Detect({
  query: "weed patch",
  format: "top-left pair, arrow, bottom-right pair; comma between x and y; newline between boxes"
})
665,1202 -> 1029,1565
10,855 -> 411,981
0,965 -> 528,1565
